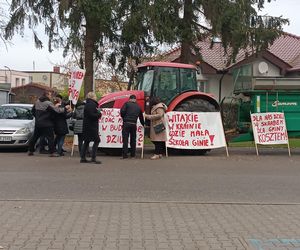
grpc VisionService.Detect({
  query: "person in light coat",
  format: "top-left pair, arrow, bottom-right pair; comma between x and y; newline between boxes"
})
145,97 -> 167,160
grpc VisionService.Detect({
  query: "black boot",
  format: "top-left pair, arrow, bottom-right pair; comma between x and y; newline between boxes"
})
91,158 -> 102,164
80,158 -> 89,163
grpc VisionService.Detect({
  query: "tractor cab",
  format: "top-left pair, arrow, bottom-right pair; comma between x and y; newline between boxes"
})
134,62 -> 198,105
99,61 -> 218,115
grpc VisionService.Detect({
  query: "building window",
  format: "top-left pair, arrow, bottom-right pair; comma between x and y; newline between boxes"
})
22,79 -> 25,86
29,76 -> 33,83
15,78 -> 20,87
197,80 -> 207,92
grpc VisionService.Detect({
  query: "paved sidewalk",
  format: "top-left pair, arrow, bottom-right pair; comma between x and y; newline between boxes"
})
1,201 -> 300,250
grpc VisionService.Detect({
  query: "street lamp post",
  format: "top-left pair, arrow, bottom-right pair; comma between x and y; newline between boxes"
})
4,66 -> 12,103
4,66 -> 12,84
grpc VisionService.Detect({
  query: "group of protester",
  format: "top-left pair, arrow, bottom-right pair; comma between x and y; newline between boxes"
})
28,91 -> 168,164
28,91 -> 72,157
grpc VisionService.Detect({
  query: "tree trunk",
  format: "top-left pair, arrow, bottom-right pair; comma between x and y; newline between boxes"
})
179,0 -> 193,64
84,23 -> 95,97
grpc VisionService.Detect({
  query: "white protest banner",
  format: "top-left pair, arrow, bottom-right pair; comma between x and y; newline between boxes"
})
68,68 -> 86,105
251,112 -> 289,145
99,108 -> 144,148
166,111 -> 227,149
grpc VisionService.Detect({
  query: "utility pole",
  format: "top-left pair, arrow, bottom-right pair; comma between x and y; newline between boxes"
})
4,66 -> 12,85
4,66 -> 12,103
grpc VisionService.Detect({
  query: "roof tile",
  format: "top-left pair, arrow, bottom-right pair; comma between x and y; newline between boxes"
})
161,33 -> 300,72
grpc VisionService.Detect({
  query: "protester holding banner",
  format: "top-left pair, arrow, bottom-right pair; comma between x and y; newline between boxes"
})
120,94 -> 145,159
145,97 -> 168,160
80,92 -> 102,164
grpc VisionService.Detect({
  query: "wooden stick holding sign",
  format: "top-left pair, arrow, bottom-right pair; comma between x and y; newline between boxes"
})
141,131 -> 144,159
71,134 -> 78,157
165,143 -> 168,158
287,138 -> 291,157
218,112 -> 229,157
283,111 -> 291,157
255,141 -> 259,156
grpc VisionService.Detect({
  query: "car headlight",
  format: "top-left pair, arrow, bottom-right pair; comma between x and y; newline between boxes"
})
15,127 -> 31,134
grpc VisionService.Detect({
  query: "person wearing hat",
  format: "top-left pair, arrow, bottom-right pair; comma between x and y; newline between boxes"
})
120,94 -> 145,159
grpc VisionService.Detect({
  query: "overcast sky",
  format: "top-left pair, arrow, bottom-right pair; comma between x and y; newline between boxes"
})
1,0 -> 300,72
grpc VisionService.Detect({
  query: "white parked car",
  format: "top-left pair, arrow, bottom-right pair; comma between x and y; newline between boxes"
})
0,103 -> 34,148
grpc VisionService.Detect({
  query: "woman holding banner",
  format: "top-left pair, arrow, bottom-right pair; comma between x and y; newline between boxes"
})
145,97 -> 168,160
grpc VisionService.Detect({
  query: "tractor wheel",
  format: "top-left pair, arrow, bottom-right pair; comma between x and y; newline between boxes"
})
172,98 -> 218,155
174,98 -> 217,112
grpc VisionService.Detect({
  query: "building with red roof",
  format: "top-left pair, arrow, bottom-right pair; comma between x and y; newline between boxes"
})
158,32 -> 300,102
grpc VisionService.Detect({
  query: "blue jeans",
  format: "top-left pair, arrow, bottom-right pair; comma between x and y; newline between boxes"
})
55,134 -> 65,155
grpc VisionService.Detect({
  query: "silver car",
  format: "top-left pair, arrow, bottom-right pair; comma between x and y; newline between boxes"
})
0,104 -> 34,148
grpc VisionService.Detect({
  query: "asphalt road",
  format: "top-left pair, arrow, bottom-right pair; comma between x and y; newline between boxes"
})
0,147 -> 300,204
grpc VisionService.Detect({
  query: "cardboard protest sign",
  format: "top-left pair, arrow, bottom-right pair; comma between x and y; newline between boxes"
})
99,108 -> 144,148
68,68 -> 85,105
251,112 -> 288,145
165,111 -> 227,149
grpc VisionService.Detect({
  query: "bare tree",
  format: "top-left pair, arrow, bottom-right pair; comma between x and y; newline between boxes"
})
0,2 -> 9,49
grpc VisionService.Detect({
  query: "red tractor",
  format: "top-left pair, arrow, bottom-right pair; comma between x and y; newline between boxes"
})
98,61 -> 220,153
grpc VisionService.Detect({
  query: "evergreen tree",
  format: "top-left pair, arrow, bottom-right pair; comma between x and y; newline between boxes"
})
0,4 -> 8,48
4,0 -> 289,95
5,0 -> 118,96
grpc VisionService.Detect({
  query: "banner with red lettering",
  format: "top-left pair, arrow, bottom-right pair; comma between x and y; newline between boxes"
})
251,112 -> 288,145
99,108 -> 144,148
165,112 -> 227,149
68,68 -> 86,105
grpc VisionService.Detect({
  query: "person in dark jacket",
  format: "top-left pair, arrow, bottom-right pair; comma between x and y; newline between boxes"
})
120,94 -> 145,159
80,92 -> 102,164
53,94 -> 72,156
28,91 -> 71,157
72,101 -> 88,158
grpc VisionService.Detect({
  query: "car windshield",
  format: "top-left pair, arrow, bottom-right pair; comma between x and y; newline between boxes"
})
0,106 -> 33,120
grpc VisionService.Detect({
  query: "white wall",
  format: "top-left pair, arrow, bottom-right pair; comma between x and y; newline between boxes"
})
198,73 -> 233,103
0,91 -> 9,105
0,70 -> 30,87
27,72 -> 68,89
253,59 -> 281,77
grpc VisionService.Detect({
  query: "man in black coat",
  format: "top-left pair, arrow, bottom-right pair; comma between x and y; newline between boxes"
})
120,94 -> 144,159
80,92 -> 102,164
